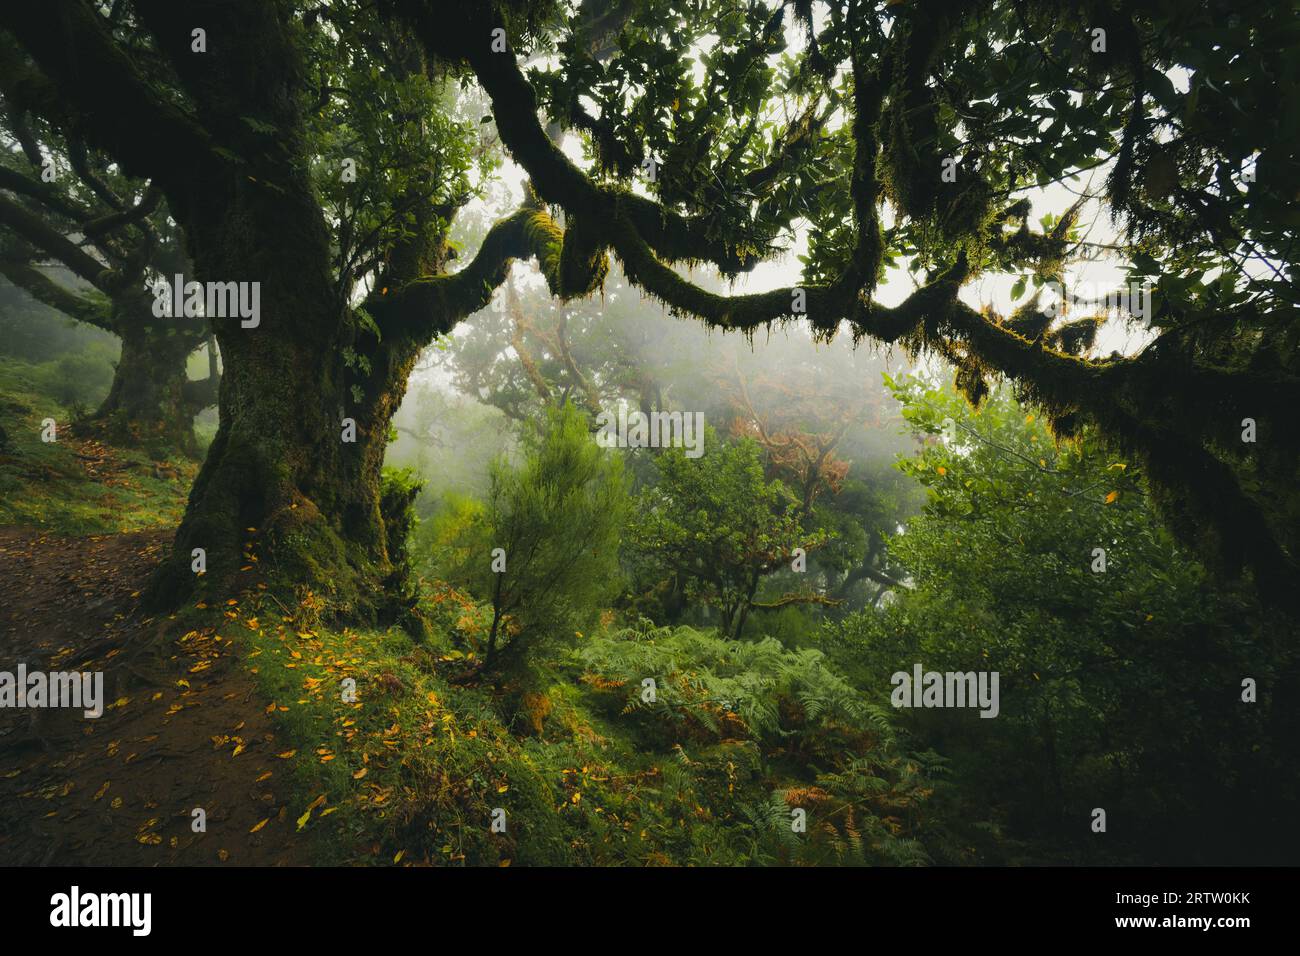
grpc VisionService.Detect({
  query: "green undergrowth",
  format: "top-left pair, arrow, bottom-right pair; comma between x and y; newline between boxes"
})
203,578 -> 953,867
0,358 -> 196,534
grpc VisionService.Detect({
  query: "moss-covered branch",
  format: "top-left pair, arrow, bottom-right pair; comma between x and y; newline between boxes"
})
0,254 -> 112,330
0,191 -> 110,286
367,199 -> 607,339
0,2 -> 216,190
399,1 -> 767,274
0,164 -> 90,222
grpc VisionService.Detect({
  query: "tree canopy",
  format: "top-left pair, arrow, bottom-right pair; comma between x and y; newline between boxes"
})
1,0 -> 1293,613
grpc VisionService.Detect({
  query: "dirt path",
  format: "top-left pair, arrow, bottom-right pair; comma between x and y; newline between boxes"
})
0,527 -> 313,865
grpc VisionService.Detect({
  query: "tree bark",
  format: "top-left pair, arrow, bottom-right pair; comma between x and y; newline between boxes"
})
91,303 -> 206,453
731,572 -> 761,640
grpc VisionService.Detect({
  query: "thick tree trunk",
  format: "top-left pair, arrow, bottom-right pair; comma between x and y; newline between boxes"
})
148,325 -> 421,619
92,318 -> 200,453
142,179 -> 428,625
3,0 -> 436,626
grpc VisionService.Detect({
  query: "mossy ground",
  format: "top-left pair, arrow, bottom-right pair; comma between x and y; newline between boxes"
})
208,586 -> 750,866
0,358 -> 198,534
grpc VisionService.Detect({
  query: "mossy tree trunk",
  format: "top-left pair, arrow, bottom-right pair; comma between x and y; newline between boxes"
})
92,298 -> 211,455
144,165 -> 440,619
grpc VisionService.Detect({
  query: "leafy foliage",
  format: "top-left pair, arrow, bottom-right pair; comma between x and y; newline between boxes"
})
824,375 -> 1299,864
628,429 -> 832,639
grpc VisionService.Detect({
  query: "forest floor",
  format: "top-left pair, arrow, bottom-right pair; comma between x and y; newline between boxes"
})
0,414 -> 315,864
0,396 -> 527,867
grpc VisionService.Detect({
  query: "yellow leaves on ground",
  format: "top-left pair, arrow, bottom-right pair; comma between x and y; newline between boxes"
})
296,794 -> 328,831
249,818 -> 269,833
136,817 -> 162,845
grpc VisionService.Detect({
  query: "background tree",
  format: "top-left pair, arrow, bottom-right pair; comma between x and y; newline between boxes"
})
0,107 -> 216,450
714,337 -> 918,608
629,429 -> 834,639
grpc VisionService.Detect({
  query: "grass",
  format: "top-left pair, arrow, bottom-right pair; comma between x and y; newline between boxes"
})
192,577 -> 813,866
0,357 -> 197,534
191,573 -> 926,866
204,584 -> 577,865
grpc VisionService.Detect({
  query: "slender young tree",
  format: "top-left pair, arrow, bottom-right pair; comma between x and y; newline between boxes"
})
452,402 -> 628,671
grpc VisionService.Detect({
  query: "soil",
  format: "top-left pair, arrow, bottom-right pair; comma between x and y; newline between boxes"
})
0,527 -> 313,865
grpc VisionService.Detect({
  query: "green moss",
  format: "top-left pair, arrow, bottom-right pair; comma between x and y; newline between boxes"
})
0,357 -> 196,534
